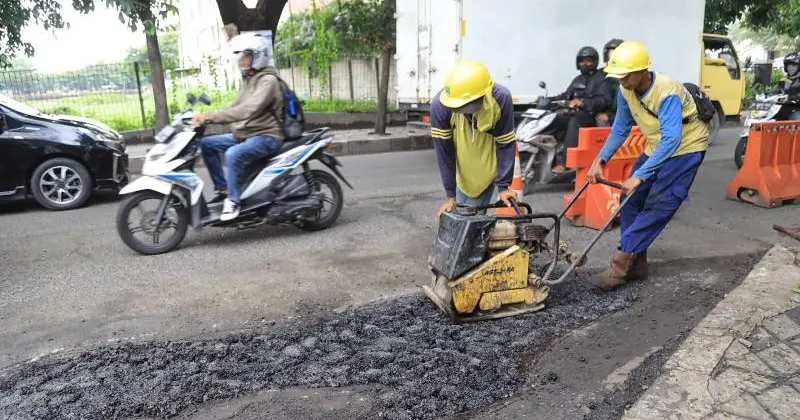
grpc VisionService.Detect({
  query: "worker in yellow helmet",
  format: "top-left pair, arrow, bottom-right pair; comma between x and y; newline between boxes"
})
430,60 -> 518,219
587,41 -> 709,291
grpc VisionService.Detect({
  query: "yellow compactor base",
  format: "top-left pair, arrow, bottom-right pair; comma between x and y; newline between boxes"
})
422,245 -> 550,322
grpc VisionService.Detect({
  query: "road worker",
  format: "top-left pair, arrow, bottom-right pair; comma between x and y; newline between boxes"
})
430,60 -> 518,218
586,41 -> 710,291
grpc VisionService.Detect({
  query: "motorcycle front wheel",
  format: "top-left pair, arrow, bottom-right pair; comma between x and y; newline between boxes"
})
116,191 -> 189,255
735,136 -> 747,169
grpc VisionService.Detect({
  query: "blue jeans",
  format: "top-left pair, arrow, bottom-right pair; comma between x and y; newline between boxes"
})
456,186 -> 495,213
620,151 -> 705,254
199,133 -> 282,203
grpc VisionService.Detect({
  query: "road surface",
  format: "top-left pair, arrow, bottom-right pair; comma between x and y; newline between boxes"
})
1,128 -> 797,419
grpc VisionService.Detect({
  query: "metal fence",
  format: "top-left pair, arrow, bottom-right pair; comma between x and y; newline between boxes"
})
0,63 -> 162,132
0,58 -> 395,133
275,57 -> 398,104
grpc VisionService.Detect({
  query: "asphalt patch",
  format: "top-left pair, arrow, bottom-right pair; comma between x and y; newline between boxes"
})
0,272 -> 640,420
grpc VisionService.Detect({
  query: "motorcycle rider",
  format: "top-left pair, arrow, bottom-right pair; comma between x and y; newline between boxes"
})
192,32 -> 285,222
595,38 -> 625,127
430,60 -> 518,219
550,46 -> 615,174
771,52 -> 800,116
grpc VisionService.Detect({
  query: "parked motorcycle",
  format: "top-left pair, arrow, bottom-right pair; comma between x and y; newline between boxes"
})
116,93 -> 351,255
736,93 -> 800,168
516,81 -> 579,194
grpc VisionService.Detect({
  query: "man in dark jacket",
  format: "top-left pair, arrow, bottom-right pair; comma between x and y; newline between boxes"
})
550,46 -> 614,173
596,38 -> 625,127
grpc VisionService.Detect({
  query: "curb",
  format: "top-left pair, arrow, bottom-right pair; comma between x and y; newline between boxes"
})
621,245 -> 800,419
121,112 -> 408,145
127,134 -> 433,175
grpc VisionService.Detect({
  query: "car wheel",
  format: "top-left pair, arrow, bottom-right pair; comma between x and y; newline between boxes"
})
31,158 -> 92,210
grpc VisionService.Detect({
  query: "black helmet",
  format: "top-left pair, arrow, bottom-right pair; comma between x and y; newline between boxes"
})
603,38 -> 624,63
784,52 -> 800,79
576,46 -> 599,70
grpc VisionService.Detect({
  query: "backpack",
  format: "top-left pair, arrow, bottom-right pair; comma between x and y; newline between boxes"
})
682,82 -> 717,123
636,82 -> 716,124
271,75 -> 305,139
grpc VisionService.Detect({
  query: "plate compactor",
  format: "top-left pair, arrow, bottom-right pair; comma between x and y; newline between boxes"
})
423,179 -> 632,322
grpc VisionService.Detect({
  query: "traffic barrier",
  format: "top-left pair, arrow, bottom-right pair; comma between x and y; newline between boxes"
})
560,126 -> 647,230
497,143 -> 525,215
726,121 -> 800,208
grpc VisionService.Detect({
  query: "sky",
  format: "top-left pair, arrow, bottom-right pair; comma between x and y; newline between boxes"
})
20,0 -> 318,74
21,4 -> 145,74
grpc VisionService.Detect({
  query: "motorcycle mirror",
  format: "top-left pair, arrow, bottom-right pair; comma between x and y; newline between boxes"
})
186,93 -> 197,105
538,81 -> 547,89
198,93 -> 212,105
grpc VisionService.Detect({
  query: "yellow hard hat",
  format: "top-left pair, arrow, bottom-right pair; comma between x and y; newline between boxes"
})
439,60 -> 494,108
604,41 -> 652,78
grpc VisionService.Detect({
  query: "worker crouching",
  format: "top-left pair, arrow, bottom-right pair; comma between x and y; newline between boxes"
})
429,60 -> 519,218
587,41 -> 710,290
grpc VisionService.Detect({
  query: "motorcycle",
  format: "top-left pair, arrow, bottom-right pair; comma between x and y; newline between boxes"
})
515,81 -> 580,193
116,93 -> 352,255
736,93 -> 799,168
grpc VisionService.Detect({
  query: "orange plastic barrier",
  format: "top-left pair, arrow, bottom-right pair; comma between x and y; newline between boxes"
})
726,121 -> 800,208
561,127 -> 647,230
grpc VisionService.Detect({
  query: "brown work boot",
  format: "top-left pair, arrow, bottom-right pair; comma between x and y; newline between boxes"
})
591,251 -> 637,291
629,250 -> 648,280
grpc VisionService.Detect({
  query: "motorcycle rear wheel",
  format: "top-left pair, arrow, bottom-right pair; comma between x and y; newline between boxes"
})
295,169 -> 344,231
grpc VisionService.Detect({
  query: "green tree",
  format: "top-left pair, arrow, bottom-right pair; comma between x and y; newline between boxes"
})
728,21 -> 800,53
0,0 -> 95,68
1,0 -> 177,129
704,0 -> 800,37
331,0 -> 395,134
125,30 -> 180,70
99,0 -> 178,129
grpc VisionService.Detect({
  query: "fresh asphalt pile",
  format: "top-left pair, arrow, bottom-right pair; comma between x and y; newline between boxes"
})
0,273 -> 640,420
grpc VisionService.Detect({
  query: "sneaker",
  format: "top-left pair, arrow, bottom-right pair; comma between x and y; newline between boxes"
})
219,199 -> 241,222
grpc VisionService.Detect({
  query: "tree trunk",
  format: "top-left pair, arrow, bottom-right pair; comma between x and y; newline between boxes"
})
145,31 -> 170,130
374,48 -> 392,135
215,0 -> 288,42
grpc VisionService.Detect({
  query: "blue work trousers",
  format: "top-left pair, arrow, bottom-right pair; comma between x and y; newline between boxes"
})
619,151 -> 706,254
199,133 -> 282,203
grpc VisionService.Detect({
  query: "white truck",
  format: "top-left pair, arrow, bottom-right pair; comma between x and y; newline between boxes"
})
394,0 -> 740,124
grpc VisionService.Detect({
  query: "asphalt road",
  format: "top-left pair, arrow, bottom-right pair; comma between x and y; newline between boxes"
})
1,127 -> 798,419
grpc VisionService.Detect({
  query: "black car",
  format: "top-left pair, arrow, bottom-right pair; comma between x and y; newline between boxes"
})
0,95 -> 129,210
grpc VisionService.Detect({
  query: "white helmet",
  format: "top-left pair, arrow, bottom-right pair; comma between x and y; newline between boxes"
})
229,31 -> 275,75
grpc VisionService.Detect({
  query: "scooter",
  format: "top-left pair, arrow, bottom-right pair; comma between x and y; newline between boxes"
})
516,81 -> 580,194
115,93 -> 352,255
736,92 -> 800,168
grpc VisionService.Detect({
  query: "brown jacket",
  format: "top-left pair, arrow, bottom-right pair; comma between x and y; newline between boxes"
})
208,67 -> 284,141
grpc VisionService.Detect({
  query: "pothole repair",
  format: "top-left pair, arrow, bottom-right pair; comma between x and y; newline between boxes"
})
0,273 -> 641,420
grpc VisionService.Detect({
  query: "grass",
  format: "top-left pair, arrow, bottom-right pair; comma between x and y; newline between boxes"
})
22,88 -> 389,132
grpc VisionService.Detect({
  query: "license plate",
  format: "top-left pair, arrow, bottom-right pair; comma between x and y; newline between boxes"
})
522,109 -> 546,119
155,125 -> 176,143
